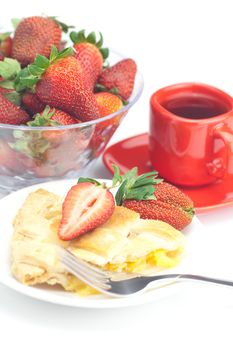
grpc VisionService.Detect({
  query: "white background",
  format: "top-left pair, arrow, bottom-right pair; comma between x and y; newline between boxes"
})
1,1 -> 233,349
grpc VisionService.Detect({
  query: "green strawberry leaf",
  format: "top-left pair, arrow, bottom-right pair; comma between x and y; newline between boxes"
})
0,32 -> 11,42
28,64 -> 45,76
49,46 -> 73,62
94,84 -> 128,105
96,33 -> 103,48
77,29 -> 86,42
112,165 -> 162,205
115,179 -> 128,205
34,55 -> 50,69
14,67 -> 31,92
13,130 -> 24,138
73,165 -> 162,205
124,186 -> 154,201
122,166 -> 138,184
77,177 -> 102,186
70,31 -> 79,44
14,47 -> 73,92
0,80 -> 15,89
50,17 -> 75,33
112,164 -> 122,186
56,47 -> 73,60
100,48 -> 109,60
28,106 -> 60,127
11,18 -> 22,29
0,58 -> 21,80
17,75 -> 39,90
87,32 -> 96,44
94,84 -> 119,96
109,87 -> 119,95
10,130 -> 50,159
94,83 -> 108,93
4,91 -> 22,106
49,45 -> 59,62
70,30 -> 108,61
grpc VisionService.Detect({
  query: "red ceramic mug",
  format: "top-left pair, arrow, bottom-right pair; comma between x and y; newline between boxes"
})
149,83 -> 233,186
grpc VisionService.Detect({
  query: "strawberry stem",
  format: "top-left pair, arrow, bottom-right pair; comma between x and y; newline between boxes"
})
11,18 -> 21,29
0,32 -> 11,42
49,17 -> 75,33
114,166 -> 163,205
70,30 -> 109,60
76,165 -> 163,205
14,46 -> 73,92
0,58 -> 21,80
4,91 -> 21,106
78,178 -> 102,186
27,105 -> 61,126
94,84 -> 129,105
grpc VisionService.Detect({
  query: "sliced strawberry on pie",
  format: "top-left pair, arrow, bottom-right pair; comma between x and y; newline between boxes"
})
58,182 -> 115,240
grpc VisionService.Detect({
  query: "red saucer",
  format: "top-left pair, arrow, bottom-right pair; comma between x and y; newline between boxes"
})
103,133 -> 233,212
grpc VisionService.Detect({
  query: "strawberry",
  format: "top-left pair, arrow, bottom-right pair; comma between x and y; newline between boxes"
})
70,30 -> 108,90
36,55 -> 100,121
97,59 -> 137,100
90,92 -> 124,155
0,93 -> 30,124
122,181 -> 194,230
28,105 -> 80,142
12,16 -> 72,67
32,105 -> 80,126
22,92 -> 46,115
0,33 -> 12,58
95,92 -> 123,118
15,47 -> 100,122
58,181 -> 115,240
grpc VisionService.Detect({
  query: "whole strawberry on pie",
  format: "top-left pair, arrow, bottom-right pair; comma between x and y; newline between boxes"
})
122,181 -> 194,230
112,166 -> 194,230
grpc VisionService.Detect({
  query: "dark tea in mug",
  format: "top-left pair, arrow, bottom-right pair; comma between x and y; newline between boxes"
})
161,96 -> 230,119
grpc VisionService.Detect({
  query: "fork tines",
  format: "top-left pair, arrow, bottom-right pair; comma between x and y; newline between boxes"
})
57,246 -> 111,291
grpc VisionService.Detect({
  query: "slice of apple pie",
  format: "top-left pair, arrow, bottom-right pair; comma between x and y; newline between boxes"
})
11,188 -> 185,296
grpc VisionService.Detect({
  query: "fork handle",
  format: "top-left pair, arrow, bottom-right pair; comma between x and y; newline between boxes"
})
146,274 -> 233,287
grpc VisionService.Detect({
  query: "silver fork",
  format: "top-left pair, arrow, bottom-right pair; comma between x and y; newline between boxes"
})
58,247 -> 233,297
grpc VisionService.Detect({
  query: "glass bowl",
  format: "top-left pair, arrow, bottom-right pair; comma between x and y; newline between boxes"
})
0,50 -> 143,194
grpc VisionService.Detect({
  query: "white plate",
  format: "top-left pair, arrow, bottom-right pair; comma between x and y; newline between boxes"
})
0,179 -> 205,309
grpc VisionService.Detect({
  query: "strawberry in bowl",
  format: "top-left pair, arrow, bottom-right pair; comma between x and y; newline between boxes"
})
0,16 -> 143,194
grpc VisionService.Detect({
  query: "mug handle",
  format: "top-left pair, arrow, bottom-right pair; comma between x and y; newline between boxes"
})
207,123 -> 233,179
